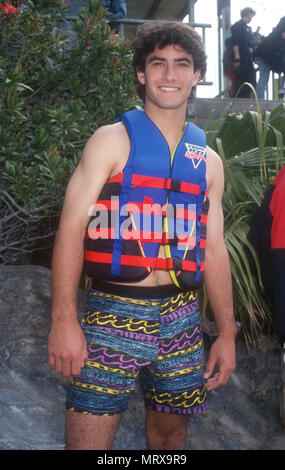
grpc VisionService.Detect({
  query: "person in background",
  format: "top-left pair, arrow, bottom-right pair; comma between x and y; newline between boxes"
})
255,17 -> 285,99
223,26 -> 262,98
231,7 -> 256,98
248,165 -> 285,426
223,36 -> 235,97
102,0 -> 127,33
248,165 -> 285,347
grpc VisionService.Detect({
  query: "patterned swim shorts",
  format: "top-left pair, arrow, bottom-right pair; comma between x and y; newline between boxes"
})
66,281 -> 208,416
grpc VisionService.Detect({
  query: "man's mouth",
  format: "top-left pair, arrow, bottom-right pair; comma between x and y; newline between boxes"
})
159,86 -> 180,92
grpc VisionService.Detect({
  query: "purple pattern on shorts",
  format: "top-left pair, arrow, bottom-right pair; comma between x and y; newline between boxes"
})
160,300 -> 199,325
92,326 -> 160,344
158,327 -> 202,354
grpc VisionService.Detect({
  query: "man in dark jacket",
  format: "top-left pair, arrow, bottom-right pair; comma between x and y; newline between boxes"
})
255,17 -> 285,99
248,165 -> 285,427
231,7 -> 256,98
248,165 -> 285,346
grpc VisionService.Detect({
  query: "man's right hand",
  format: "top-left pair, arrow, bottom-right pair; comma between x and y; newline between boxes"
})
48,319 -> 88,382
232,59 -> 241,74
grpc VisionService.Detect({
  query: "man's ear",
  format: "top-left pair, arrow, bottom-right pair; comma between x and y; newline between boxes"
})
136,67 -> 146,85
193,69 -> 201,87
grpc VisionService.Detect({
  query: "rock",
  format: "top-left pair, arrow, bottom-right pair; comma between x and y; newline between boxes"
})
0,265 -> 284,450
0,265 -> 70,450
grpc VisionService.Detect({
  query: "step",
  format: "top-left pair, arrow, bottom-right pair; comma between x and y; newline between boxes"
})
188,97 -> 284,128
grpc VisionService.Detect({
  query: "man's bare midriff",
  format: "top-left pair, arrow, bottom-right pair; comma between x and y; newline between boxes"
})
103,245 -> 173,288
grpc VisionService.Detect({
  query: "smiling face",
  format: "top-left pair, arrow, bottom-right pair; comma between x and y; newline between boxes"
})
136,44 -> 201,113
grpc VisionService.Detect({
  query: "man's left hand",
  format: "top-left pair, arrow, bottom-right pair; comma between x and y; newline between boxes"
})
204,336 -> 236,391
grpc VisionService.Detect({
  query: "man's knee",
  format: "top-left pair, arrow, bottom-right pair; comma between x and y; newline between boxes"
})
158,425 -> 187,449
146,410 -> 188,450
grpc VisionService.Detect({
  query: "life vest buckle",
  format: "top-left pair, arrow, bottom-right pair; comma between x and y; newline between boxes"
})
170,257 -> 183,272
164,178 -> 181,192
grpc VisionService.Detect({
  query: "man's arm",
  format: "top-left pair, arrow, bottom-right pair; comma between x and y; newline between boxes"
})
203,147 -> 237,391
232,45 -> 241,66
48,123 -> 129,381
231,22 -> 242,68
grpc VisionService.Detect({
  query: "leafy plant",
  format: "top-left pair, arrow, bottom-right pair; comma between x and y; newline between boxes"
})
0,0 -> 139,263
204,86 -> 285,343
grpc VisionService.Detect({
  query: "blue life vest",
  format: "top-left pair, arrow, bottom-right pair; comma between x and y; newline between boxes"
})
84,109 -> 208,290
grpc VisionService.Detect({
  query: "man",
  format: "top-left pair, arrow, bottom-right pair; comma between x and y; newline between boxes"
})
48,22 -> 236,450
255,17 -> 285,99
248,165 -> 285,348
231,7 -> 256,98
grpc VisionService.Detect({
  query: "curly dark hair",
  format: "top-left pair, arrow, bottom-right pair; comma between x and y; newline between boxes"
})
131,21 -> 207,102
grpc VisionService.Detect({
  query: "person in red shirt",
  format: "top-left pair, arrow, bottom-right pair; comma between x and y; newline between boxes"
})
248,166 -> 285,426
248,165 -> 285,346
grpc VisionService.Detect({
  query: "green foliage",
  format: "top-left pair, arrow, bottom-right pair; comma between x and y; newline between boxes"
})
2,7 -> 284,344
1,0 -> 139,262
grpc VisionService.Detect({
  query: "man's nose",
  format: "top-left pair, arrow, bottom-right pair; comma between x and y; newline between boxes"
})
163,63 -> 176,81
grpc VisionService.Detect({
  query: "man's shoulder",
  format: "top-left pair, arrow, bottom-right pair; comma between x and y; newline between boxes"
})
91,120 -> 129,143
85,121 -> 130,157
80,120 -> 130,174
206,146 -> 222,164
231,19 -> 245,32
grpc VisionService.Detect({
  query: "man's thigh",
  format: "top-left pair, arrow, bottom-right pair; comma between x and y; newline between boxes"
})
65,410 -> 122,450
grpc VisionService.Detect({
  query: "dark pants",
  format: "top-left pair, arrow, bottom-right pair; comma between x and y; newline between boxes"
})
233,61 -> 256,98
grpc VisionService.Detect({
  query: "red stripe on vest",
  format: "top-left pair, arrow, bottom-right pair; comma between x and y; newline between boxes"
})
87,227 -> 202,247
85,250 -> 205,272
131,174 -> 200,195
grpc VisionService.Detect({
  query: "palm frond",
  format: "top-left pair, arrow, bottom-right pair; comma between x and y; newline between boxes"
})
204,98 -> 285,344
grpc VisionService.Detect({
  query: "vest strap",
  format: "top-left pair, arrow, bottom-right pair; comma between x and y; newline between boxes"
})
85,250 -> 205,272
87,226 -> 206,247
131,174 -> 200,195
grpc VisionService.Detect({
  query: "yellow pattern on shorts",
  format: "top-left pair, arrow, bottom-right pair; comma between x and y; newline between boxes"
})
89,290 -> 161,307
82,311 -> 160,334
149,362 -> 204,378
160,292 -> 197,315
148,386 -> 206,408
156,340 -> 203,360
72,380 -> 133,395
84,360 -> 137,377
